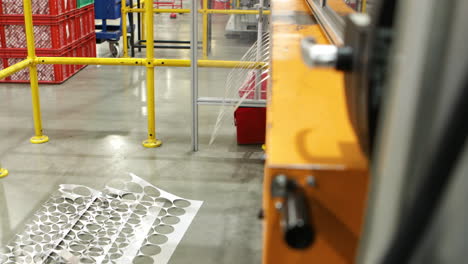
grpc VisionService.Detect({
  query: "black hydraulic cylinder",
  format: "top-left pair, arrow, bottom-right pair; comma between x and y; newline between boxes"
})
282,183 -> 315,249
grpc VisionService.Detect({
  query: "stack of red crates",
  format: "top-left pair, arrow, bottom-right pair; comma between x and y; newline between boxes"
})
0,0 -> 96,83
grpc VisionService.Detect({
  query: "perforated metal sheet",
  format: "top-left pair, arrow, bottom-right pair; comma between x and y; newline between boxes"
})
0,174 -> 203,264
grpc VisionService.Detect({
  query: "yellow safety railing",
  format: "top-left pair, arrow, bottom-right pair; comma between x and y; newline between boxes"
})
121,0 -> 271,58
0,0 -> 268,150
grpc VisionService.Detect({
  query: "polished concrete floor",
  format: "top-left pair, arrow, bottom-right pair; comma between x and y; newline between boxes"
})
0,9 -> 264,264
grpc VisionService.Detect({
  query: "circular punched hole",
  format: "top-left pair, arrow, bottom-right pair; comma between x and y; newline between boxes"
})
147,234 -> 168,245
133,255 -> 154,264
153,218 -> 161,226
78,233 -> 93,241
39,225 -> 52,233
110,253 -> 122,260
47,205 -> 57,212
42,234 -> 52,243
122,193 -> 137,201
39,215 -> 48,222
110,200 -> 121,208
107,229 -> 118,236
141,195 -> 154,203
173,199 -> 191,208
126,182 -> 143,193
115,236 -> 127,243
167,207 -> 185,216
75,197 -> 85,205
134,210 -> 147,216
80,257 -> 95,263
98,237 -> 111,244
70,243 -> 86,252
23,245 -> 34,253
73,186 -> 91,196
108,246 -> 119,254
157,208 -> 167,217
86,224 -> 100,231
143,186 -> 160,197
154,198 -> 172,208
30,235 -> 42,243
65,198 -> 74,204
154,225 -> 174,235
118,242 -> 129,249
95,215 -> 107,222
110,216 -> 121,222
34,244 -> 42,252
51,224 -> 60,233
122,227 -> 133,234
58,215 -> 68,223
88,247 -> 104,257
128,218 -> 141,225
136,204 -> 147,211
140,244 -> 161,256
49,216 -> 59,223
162,216 -> 180,225
54,197 -> 65,204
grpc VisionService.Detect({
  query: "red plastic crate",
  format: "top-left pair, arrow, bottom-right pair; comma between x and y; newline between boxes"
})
74,5 -> 94,40
234,107 -> 266,144
0,33 -> 96,84
0,11 -> 80,50
0,0 -> 76,15
0,6 -> 94,50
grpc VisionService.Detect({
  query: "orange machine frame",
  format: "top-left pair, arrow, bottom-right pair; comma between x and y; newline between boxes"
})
262,0 -> 369,263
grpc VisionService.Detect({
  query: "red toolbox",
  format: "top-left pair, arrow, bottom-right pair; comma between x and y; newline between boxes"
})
234,107 -> 266,145
0,33 -> 96,83
0,0 -> 76,15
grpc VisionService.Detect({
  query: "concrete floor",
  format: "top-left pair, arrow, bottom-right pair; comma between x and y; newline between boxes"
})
0,8 -> 264,264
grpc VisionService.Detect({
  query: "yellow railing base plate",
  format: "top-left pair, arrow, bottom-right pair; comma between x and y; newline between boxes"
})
30,135 -> 49,144
0,168 -> 8,178
142,139 -> 162,148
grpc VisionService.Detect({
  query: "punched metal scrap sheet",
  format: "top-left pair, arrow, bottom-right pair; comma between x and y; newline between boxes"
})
0,174 -> 203,264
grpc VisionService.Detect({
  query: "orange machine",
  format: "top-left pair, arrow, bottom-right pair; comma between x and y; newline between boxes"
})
262,0 -> 369,263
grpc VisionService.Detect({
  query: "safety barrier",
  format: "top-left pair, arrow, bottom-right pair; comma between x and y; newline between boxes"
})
0,0 -> 269,157
120,0 -> 271,58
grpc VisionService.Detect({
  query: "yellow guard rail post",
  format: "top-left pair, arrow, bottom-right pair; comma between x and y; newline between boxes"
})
23,0 -> 49,144
142,0 -> 162,148
122,0 -> 129,57
202,0 -> 208,58
0,161 -> 8,178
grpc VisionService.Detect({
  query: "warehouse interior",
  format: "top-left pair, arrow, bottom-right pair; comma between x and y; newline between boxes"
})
1,0 -> 468,263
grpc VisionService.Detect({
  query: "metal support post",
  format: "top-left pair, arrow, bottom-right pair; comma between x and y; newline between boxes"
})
255,0 -> 264,100
142,0 -> 162,148
23,0 -> 48,144
191,0 -> 199,151
202,0 -> 209,59
122,0 -> 129,57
